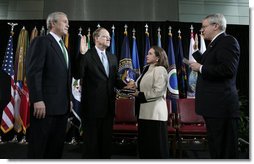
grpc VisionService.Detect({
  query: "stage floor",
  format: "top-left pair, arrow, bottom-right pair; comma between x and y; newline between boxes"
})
0,141 -> 249,159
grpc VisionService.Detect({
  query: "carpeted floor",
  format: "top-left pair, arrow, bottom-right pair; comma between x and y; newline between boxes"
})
0,140 -> 210,159
0,140 -> 249,159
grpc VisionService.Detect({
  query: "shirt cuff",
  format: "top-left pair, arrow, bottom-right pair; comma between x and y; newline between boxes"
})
199,65 -> 203,73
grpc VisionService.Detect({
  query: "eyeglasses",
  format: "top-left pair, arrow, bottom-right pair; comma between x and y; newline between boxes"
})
201,23 -> 217,30
99,35 -> 111,40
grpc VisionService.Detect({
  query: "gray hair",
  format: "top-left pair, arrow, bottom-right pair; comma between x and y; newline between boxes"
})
92,27 -> 107,42
204,13 -> 227,31
46,12 -> 67,30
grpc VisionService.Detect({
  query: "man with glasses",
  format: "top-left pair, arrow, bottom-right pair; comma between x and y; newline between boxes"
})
189,13 -> 240,159
75,27 -> 127,158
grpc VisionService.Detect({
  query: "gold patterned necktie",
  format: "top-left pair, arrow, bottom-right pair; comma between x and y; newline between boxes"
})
59,40 -> 68,67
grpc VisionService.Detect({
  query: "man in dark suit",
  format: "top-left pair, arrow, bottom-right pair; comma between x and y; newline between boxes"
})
26,11 -> 71,158
76,27 -> 127,158
189,13 -> 240,159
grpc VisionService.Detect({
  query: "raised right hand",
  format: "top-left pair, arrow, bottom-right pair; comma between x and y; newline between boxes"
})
80,35 -> 88,54
193,33 -> 199,50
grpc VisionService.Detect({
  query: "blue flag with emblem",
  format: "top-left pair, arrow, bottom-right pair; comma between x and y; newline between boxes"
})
131,33 -> 140,80
68,32 -> 82,135
118,29 -> 135,83
167,31 -> 179,112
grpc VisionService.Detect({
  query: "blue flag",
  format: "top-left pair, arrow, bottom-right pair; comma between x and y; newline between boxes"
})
110,28 -> 116,55
167,33 -> 179,98
143,31 -> 150,66
132,35 -> 140,80
2,35 -> 14,77
157,29 -> 162,48
118,31 -> 135,83
167,32 -> 179,112
176,33 -> 187,98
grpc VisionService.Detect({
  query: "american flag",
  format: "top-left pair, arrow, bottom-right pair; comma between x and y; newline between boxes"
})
1,35 -> 15,133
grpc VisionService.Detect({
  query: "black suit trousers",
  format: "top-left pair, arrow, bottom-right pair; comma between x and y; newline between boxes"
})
204,117 -> 239,159
27,114 -> 68,159
82,115 -> 114,159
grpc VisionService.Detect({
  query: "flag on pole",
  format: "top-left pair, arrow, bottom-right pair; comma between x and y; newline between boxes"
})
167,27 -> 179,112
67,29 -> 83,134
118,25 -> 135,84
15,27 -> 29,83
110,25 -> 116,55
64,32 -> 69,49
1,34 -> 15,133
167,28 -> 179,98
200,33 -> 206,54
187,25 -> 197,98
131,29 -> 140,80
143,24 -> 150,66
30,26 -> 38,43
87,31 -> 91,49
40,26 -> 45,36
13,81 -> 22,132
157,27 -> 162,48
13,27 -> 30,133
19,81 -> 30,134
176,30 -> 187,98
70,78 -> 82,131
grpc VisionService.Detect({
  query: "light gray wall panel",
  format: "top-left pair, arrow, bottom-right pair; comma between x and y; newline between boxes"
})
6,0 -> 44,19
0,0 -> 8,19
43,0 -> 179,21
179,0 -> 249,25
0,0 -> 249,25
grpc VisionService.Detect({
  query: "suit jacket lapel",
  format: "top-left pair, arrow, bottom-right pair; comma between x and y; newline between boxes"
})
91,48 -> 109,77
47,34 -> 68,69
201,33 -> 225,63
106,52 -> 113,77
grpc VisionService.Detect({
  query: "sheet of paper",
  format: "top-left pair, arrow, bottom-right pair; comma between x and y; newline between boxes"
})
182,58 -> 190,65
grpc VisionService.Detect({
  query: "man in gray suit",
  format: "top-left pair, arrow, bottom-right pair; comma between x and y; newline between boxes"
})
26,11 -> 71,158
190,13 -> 240,158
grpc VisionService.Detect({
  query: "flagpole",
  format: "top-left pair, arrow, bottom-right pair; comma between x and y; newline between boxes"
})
8,22 -> 18,33
124,24 -> 128,35
40,26 -> 45,36
78,27 -> 82,35
14,26 -> 30,143
15,25 -> 29,143
157,27 -> 162,47
110,25 -> 115,54
144,24 -> 150,66
30,26 -> 38,43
